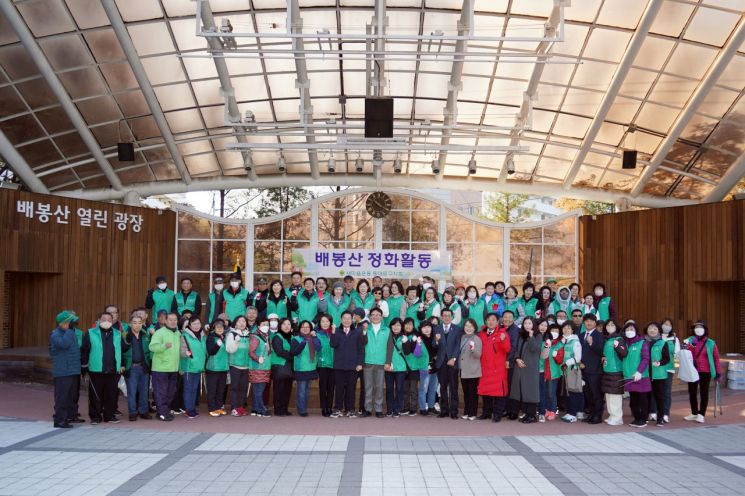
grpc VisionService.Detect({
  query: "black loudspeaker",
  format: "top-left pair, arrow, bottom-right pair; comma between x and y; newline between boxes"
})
365,97 -> 393,138
622,149 -> 637,169
117,142 -> 135,161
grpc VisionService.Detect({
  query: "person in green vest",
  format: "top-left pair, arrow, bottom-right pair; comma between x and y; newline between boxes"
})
284,271 -> 304,321
271,318 -> 295,416
645,322 -> 671,427
360,307 -> 390,418
296,278 -> 321,324
540,322 -> 563,421
172,277 -> 202,319
248,317 -> 272,417
205,276 -> 225,324
558,321 -> 582,423
549,286 -> 571,316
599,319 -> 627,426
342,275 -> 357,301
316,314 -> 335,417
81,311 -> 129,424
315,277 -> 329,299
146,276 -> 175,317
383,318 -> 409,417
148,309 -> 167,336
352,279 -> 375,316
179,316 -> 207,419
400,318 -> 419,416
385,281 -> 405,328
258,280 -> 296,320
657,318 -> 680,424
567,283 -> 583,314
440,290 -> 463,326
122,315 -> 152,422
622,321 -> 652,428
417,287 -> 441,322
535,318 -> 549,422
371,286 -> 390,322
321,282 -> 352,327
581,294 -> 599,322
225,315 -> 251,416
205,319 -> 229,416
401,285 -> 422,329
502,286 -> 525,325
592,283 -> 615,322
290,320 -> 322,416
249,276 -> 269,314
520,283 -> 539,319
149,312 -> 181,421
683,321 -> 721,424
64,311 -> 85,424
49,310 -> 80,429
463,285 -> 486,331
223,273 -> 249,321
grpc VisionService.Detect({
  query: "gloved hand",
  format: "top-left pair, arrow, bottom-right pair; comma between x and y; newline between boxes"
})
633,371 -> 642,382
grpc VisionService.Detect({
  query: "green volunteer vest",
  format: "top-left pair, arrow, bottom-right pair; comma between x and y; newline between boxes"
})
297,292 -> 320,323
466,299 -> 485,329
597,296 -> 611,321
206,335 -> 229,372
424,302 -> 439,320
317,331 -> 334,369
292,335 -> 318,372
650,339 -> 668,380
390,335 -> 407,372
123,332 -> 150,371
384,295 -> 405,327
75,328 -> 83,348
523,298 -> 538,318
353,292 -> 375,311
562,339 -> 578,369
364,325 -> 390,365
405,301 -> 421,327
504,299 -> 520,317
664,338 -> 676,372
602,336 -> 624,373
248,333 -> 272,371
180,332 -> 207,373
207,292 -> 220,323
175,291 -> 198,315
685,337 -> 717,379
224,288 -> 249,320
622,339 -> 649,380
151,288 -> 175,316
87,326 -> 121,373
266,296 -> 289,319
549,300 -> 563,316
547,341 -> 564,380
271,334 -> 291,367
228,331 -> 251,368
326,295 -> 350,327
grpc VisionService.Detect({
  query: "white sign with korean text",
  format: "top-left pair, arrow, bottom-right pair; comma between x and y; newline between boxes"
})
292,248 -> 451,279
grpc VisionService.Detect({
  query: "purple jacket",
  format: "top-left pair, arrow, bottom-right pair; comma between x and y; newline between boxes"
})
624,335 -> 651,393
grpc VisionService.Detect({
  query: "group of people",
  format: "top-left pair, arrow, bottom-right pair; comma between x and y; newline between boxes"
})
48,273 -> 721,430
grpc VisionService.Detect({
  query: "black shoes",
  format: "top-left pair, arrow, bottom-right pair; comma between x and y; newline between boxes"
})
129,414 -> 138,422
139,413 -> 153,420
438,412 -> 448,418
419,410 -> 429,416
375,412 -> 384,419
67,417 -> 85,423
492,414 -> 501,423
588,416 -> 602,425
158,413 -> 174,421
360,411 -> 371,418
520,415 -> 537,424
477,414 -> 491,420
53,422 -> 72,428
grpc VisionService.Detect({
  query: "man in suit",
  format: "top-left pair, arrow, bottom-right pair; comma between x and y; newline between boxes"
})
580,314 -> 605,424
330,311 -> 364,418
433,308 -> 462,419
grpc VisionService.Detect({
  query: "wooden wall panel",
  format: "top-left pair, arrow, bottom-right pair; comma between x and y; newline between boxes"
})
0,189 -> 175,348
580,199 -> 745,353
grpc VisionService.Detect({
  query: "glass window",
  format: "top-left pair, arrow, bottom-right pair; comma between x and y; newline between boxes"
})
346,210 -> 374,242
542,217 -> 576,245
475,244 -> 503,274
254,241 -> 281,273
510,227 -> 542,244
254,221 -> 281,240
411,210 -> 438,242
447,212 -> 473,242
510,244 -> 542,277
213,223 -> 246,240
284,211 -> 311,240
283,242 -> 310,273
178,212 -> 210,239
383,211 -> 411,242
475,223 -> 502,243
447,243 -> 473,274
212,241 -> 245,272
543,245 -> 576,276
178,241 -> 211,271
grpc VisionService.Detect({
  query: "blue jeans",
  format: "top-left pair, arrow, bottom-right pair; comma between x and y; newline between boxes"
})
565,390 -> 583,416
252,382 -> 268,414
183,372 -> 201,414
385,371 -> 406,414
545,378 -> 558,413
296,380 -> 310,414
418,370 -> 438,411
125,364 -> 149,415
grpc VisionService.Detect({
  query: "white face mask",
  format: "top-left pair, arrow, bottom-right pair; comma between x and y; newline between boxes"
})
259,325 -> 269,333
157,283 -> 167,290
230,281 -> 240,289
557,319 -> 566,326
550,331 -> 559,339
99,321 -> 113,330
269,321 -> 278,330
594,289 -> 603,297
467,291 -> 476,299
422,283 -> 432,290
694,327 -> 705,337
661,324 -> 672,334
214,284 -> 224,291
606,325 -> 616,333
625,330 -> 636,339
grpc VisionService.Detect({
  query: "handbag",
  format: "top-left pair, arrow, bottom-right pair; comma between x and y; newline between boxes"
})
565,365 -> 583,393
677,348 -> 699,383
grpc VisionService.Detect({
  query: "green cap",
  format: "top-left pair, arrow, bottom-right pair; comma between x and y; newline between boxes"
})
55,310 -> 75,325
546,278 -> 558,284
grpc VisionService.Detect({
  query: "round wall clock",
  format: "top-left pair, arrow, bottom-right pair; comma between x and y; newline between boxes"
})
365,191 -> 392,219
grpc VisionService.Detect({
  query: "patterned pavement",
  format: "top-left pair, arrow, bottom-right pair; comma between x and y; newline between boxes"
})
1,418 -> 745,496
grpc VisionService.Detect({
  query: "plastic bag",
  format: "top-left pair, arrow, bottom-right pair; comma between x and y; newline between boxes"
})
118,375 -> 128,397
677,348 -> 699,383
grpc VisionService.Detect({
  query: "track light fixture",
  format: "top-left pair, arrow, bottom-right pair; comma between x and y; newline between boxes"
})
468,156 -> 477,175
393,156 -> 402,174
355,156 -> 364,173
506,155 -> 515,175
277,154 -> 286,173
431,159 -> 440,175
327,153 -> 335,173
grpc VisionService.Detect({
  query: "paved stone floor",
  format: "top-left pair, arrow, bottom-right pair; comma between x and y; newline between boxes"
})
2,417 -> 745,496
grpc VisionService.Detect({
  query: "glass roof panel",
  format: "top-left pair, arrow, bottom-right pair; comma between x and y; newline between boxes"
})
582,29 -> 632,63
66,0 -> 111,29
115,0 -> 164,23
17,0 -> 76,37
127,22 -> 176,56
596,0 -> 647,30
683,7 -> 741,47
650,2 -> 695,37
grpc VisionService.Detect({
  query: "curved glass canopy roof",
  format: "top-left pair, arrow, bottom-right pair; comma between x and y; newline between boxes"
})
0,0 -> 743,208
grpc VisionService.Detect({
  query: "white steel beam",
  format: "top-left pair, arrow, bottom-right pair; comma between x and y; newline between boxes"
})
562,0 -> 663,189
497,3 -> 562,183
289,0 -> 320,179
0,129 -> 49,193
702,150 -> 745,202
198,0 -> 256,181
631,17 -> 745,197
57,174 -> 693,209
436,0 -> 474,175
0,1 -> 123,190
101,0 -> 192,185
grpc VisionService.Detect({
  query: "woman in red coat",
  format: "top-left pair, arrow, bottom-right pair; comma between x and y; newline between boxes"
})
478,313 -> 511,422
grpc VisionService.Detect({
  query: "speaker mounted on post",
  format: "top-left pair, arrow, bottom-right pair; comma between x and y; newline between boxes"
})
365,97 -> 394,138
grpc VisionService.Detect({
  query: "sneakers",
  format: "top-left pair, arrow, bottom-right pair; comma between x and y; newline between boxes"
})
53,422 -> 72,429
695,414 -> 705,423
629,420 -> 647,428
158,414 -> 174,421
656,420 -> 665,427
400,410 -> 411,416
419,410 -> 429,416
90,419 -> 100,425
392,412 -> 400,418
217,409 -> 227,416
648,413 -> 657,421
375,412 -> 384,419
468,416 -> 476,421
257,412 -> 272,418
347,411 -> 357,418
662,415 -> 670,424
171,408 -> 185,415
576,412 -> 585,420
606,418 -> 623,426
104,417 -> 121,424
546,411 -> 557,421
560,414 -> 577,423
461,415 -> 470,420
231,407 -> 247,417
684,414 -> 699,421
538,414 -> 546,423
209,410 -> 221,417
185,411 -> 199,419
139,413 -> 152,420
128,414 -> 138,422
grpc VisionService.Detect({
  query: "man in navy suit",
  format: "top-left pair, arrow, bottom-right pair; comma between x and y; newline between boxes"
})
580,314 -> 605,424
433,308 -> 462,419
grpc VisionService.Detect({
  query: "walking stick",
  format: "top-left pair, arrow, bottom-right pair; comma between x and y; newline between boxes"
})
714,381 -> 723,418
